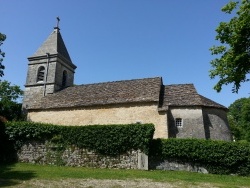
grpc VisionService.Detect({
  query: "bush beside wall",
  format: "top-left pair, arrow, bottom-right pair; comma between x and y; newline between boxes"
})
149,138 -> 250,175
5,122 -> 155,156
2,122 -> 250,175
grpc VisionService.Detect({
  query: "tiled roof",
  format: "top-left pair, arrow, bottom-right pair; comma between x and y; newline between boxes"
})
198,94 -> 227,109
30,77 -> 163,109
28,78 -> 226,110
160,84 -> 227,109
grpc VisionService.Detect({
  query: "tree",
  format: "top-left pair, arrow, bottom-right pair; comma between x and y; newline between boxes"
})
228,97 -> 250,141
0,32 -> 6,78
209,0 -> 250,93
0,80 -> 23,121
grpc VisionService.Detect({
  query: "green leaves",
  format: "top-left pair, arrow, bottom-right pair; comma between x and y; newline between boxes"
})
5,122 -> 155,156
150,138 -> 250,175
221,1 -> 238,13
0,80 -> 23,101
210,0 -> 250,93
228,97 -> 250,141
0,80 -> 23,121
0,32 -> 6,78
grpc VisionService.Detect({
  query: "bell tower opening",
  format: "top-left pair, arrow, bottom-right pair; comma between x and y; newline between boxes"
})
62,70 -> 68,88
37,66 -> 45,82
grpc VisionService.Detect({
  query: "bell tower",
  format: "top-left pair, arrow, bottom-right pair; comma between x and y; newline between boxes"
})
23,17 -> 77,110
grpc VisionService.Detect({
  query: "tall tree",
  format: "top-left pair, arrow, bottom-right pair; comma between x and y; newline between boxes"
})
0,80 -> 23,121
228,97 -> 250,141
209,0 -> 250,93
0,32 -> 6,78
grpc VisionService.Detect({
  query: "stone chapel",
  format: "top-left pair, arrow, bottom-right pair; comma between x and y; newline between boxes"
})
22,22 -> 232,141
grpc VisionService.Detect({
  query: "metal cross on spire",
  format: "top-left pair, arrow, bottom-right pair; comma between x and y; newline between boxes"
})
56,16 -> 60,28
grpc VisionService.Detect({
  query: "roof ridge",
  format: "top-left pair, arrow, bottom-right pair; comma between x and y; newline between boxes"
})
75,76 -> 162,87
165,83 -> 194,86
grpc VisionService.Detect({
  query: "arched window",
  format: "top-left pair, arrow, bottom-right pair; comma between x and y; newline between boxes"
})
62,70 -> 67,87
37,66 -> 45,82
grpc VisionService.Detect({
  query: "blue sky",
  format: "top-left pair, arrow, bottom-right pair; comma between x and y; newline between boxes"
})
2,0 -> 249,107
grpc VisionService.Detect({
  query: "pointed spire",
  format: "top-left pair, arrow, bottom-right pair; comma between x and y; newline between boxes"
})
30,17 -> 74,65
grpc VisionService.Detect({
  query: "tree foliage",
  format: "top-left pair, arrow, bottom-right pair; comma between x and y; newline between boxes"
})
210,0 -> 250,93
228,97 -> 250,141
0,32 -> 6,78
0,80 -> 23,121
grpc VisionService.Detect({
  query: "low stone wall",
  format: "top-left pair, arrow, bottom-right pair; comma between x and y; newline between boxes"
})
18,141 -> 148,170
17,141 -> 208,173
149,158 -> 208,173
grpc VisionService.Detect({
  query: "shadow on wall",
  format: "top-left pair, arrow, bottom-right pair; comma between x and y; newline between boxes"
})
202,108 -> 232,141
167,111 -> 178,138
202,110 -> 212,140
167,108 -> 232,141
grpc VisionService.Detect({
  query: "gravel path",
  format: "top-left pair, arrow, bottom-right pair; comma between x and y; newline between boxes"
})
2,178 -> 221,188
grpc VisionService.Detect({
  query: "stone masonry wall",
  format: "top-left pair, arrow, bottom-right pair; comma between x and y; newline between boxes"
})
28,103 -> 168,138
168,107 -> 205,139
202,107 -> 232,141
18,141 -> 147,169
149,158 -> 208,174
168,107 -> 232,141
17,141 -> 208,173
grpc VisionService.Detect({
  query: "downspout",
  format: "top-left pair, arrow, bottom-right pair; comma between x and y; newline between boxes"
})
43,53 -> 50,96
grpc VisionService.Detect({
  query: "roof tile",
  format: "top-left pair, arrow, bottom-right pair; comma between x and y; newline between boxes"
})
161,84 -> 226,109
29,77 -> 162,109
28,78 -> 227,110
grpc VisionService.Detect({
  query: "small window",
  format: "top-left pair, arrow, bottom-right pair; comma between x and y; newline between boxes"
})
175,118 -> 183,127
37,66 -> 45,82
62,70 -> 67,87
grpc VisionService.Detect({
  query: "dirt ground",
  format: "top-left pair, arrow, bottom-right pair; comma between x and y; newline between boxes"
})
1,178 -> 223,188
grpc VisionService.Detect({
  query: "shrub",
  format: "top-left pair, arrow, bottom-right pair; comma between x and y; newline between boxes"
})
149,138 -> 250,175
5,122 -> 155,156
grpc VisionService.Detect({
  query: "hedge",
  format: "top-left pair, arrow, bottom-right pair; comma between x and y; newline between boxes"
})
150,138 -> 250,175
5,121 -> 155,156
3,122 -> 250,175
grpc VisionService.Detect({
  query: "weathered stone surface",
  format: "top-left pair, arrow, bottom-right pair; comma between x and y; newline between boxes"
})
17,141 -> 145,169
149,158 -> 208,174
168,107 -> 232,141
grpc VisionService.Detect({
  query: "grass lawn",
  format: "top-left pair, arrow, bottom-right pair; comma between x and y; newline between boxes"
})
0,163 -> 250,188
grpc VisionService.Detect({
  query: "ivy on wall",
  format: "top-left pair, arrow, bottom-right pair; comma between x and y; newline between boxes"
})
150,138 -> 250,175
3,122 -> 250,175
5,122 -> 155,156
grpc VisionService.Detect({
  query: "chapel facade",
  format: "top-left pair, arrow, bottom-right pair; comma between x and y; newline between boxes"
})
22,22 -> 232,141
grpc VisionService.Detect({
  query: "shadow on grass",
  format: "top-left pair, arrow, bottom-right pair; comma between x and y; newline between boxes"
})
0,163 -> 36,187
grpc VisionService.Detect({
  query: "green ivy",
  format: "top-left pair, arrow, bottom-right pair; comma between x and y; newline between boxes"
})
150,138 -> 250,176
5,122 -> 155,156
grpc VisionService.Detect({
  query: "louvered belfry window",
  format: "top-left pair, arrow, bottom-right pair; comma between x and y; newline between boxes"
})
37,66 -> 45,82
62,70 -> 67,87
